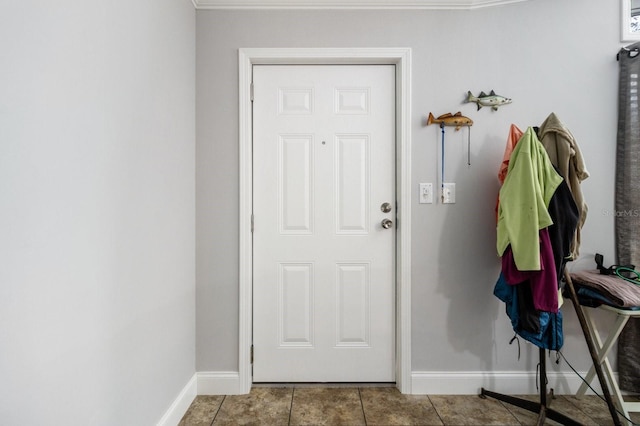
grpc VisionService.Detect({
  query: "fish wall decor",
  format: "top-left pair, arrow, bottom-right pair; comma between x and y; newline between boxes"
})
466,90 -> 512,111
427,112 -> 473,130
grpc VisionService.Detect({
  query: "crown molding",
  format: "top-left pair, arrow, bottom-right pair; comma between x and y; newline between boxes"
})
194,0 -> 530,10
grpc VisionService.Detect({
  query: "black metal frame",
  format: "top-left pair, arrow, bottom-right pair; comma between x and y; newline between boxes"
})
481,347 -> 583,426
480,269 -> 622,426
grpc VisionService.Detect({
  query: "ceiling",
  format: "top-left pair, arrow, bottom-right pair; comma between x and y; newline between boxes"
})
193,0 -> 531,9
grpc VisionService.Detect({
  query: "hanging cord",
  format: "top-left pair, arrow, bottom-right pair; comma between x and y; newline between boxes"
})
534,362 -> 548,393
440,123 -> 445,202
467,127 -> 471,166
509,334 -> 521,360
557,350 -> 638,425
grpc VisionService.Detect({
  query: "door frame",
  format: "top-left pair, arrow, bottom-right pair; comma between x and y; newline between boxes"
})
238,47 -> 412,393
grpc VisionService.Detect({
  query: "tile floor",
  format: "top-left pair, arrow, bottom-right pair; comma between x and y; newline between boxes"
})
179,385 -> 635,425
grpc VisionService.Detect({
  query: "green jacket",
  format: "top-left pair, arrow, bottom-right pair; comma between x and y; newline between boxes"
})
497,127 -> 563,271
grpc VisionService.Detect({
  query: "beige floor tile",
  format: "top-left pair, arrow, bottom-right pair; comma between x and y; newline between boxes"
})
429,394 -> 520,425
496,394 -> 562,426
213,387 -> 292,425
565,395 -> 627,426
360,387 -> 443,425
497,394 -> 598,426
290,387 -> 365,426
179,395 -> 224,426
179,387 -> 612,426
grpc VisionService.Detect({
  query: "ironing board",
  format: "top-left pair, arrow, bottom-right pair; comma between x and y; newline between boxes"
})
565,269 -> 640,425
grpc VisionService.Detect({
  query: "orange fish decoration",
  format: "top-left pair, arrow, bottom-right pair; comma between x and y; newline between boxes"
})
427,112 -> 473,130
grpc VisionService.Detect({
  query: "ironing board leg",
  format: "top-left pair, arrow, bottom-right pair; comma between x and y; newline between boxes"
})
576,310 -> 628,396
577,309 -> 630,419
564,270 -> 622,426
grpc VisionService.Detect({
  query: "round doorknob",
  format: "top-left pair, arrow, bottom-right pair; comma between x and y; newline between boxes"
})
381,218 -> 393,229
380,202 -> 392,213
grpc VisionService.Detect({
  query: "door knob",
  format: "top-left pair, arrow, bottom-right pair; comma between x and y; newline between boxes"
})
380,202 -> 392,213
381,218 -> 393,229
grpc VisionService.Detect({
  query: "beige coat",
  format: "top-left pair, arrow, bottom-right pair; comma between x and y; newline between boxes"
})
537,112 -> 589,258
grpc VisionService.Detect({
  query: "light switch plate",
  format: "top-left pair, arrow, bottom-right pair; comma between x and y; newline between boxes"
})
419,183 -> 433,204
442,183 -> 456,204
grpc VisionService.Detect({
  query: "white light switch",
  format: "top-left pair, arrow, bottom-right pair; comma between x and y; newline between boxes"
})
419,183 -> 433,204
442,183 -> 456,204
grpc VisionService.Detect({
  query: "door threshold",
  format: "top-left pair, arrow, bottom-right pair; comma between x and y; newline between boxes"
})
252,382 -> 396,388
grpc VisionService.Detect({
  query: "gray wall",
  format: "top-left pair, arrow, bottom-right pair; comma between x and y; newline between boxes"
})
1,0 -> 196,424
196,0 -> 624,377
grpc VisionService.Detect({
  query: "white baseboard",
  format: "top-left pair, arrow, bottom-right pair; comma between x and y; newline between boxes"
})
411,371 -> 604,395
197,371 -> 243,395
157,374 -> 197,426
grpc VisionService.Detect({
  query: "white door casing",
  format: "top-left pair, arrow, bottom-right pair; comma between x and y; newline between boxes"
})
253,65 -> 395,382
238,48 -> 411,393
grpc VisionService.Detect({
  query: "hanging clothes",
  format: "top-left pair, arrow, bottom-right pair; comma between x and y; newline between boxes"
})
495,185 -> 577,350
500,178 -> 579,307
497,127 -> 563,271
495,124 -> 524,221
538,112 -> 589,259
498,124 -> 524,184
546,176 -> 579,285
494,273 -> 563,351
494,125 -> 579,351
502,228 -> 558,312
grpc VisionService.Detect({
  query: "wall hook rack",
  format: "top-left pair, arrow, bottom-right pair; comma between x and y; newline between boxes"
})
427,112 -> 473,199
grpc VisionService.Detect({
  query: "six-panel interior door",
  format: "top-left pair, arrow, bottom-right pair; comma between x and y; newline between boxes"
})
252,65 -> 396,382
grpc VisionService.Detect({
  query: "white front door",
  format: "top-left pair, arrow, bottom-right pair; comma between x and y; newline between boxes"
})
252,64 -> 395,382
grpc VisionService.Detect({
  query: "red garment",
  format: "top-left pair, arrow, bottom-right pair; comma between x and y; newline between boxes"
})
496,124 -> 524,222
498,124 -> 524,184
501,228 -> 559,313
